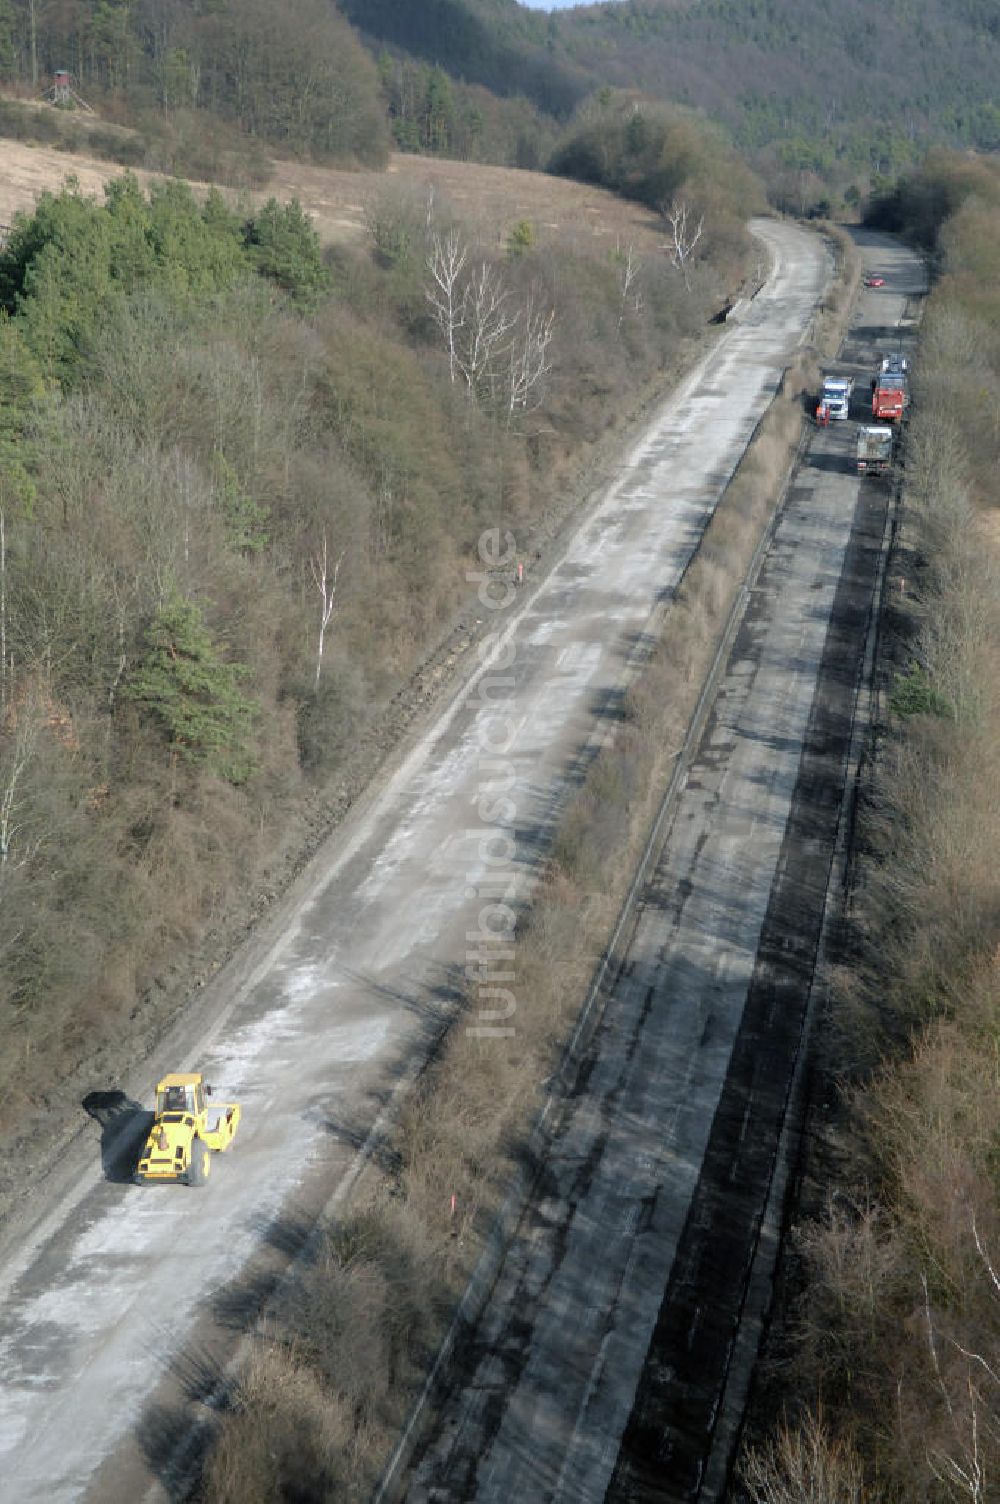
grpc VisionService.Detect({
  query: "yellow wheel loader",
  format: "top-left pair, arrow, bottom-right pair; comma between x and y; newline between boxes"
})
135,1072 -> 241,1186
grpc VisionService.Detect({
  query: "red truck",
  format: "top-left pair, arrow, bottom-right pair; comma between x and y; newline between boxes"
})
872,372 -> 906,422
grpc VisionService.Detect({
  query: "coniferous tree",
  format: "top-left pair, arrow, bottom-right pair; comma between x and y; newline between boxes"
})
125,590 -> 257,784
243,199 -> 330,306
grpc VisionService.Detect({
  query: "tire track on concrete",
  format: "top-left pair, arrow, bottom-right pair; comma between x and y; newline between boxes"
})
606,450 -> 892,1503
406,377 -> 864,1504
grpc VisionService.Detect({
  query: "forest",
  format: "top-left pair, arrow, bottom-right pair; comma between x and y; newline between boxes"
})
0,0 -> 391,170
341,0 -> 1000,208
1,0 -> 998,206
554,0 -> 1000,174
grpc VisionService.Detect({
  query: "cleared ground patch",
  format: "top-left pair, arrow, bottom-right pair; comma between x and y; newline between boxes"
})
0,141 -> 666,255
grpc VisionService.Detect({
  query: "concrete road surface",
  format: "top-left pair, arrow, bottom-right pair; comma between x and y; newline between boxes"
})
404,235 -> 925,1503
0,219 -> 828,1504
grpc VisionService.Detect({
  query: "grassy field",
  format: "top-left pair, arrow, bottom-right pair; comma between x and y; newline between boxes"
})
0,139 -> 668,259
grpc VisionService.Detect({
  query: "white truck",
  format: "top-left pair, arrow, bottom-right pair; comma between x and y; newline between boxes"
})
856,425 -> 894,475
821,376 -> 854,420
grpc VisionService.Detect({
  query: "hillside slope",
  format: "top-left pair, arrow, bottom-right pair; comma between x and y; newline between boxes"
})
339,0 -> 1000,201
337,0 -> 589,117
553,0 -> 1000,178
0,136 -> 745,1227
1,0 -> 995,198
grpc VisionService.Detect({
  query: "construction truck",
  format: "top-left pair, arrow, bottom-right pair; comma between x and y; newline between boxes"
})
872,371 -> 907,422
857,426 -> 894,475
135,1072 -> 240,1186
820,375 -> 853,420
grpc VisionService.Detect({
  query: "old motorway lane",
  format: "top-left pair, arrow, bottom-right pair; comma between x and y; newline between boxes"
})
404,232 -> 925,1504
0,220 -> 827,1503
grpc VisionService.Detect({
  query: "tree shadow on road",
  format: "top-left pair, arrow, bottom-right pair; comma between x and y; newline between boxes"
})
137,1395 -> 219,1504
82,1089 -> 153,1183
211,1208 -> 317,1333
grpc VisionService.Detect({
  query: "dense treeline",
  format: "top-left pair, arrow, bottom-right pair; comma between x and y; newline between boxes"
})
553,0 -> 1000,210
0,0 -> 390,167
0,167 -> 749,1167
339,0 -> 587,120
867,149 -> 1000,253
375,54 -> 560,171
333,0 -> 1000,211
0,0 -> 564,176
550,95 -> 763,229
2,0 -> 994,206
0,0 -> 565,177
741,153 -> 1000,1501
0,0 -> 573,176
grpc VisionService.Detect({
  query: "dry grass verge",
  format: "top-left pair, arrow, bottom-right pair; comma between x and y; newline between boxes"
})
199,224 -> 857,1504
814,222 -> 865,354
757,442 -> 1000,1503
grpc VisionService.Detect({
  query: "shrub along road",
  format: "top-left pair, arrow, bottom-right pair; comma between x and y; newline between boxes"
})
403,233 -> 926,1504
0,219 -> 826,1503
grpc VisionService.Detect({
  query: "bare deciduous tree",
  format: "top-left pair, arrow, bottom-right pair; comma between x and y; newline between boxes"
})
506,292 -> 555,424
0,693 -> 43,875
309,534 -> 345,689
426,238 -> 556,420
662,198 -> 705,291
615,241 -> 643,329
372,458 -> 396,561
456,261 -> 516,397
107,580 -> 130,712
426,230 -> 468,385
921,1222 -> 1000,1504
739,1410 -> 870,1503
